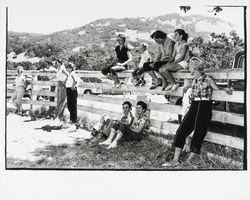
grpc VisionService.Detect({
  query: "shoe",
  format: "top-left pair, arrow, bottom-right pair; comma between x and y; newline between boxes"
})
91,128 -> 99,137
99,140 -> 111,145
134,80 -> 142,86
171,84 -> 180,92
162,160 -> 180,167
67,124 -> 77,132
164,84 -> 173,91
149,82 -> 161,90
141,80 -> 146,86
107,142 -> 117,149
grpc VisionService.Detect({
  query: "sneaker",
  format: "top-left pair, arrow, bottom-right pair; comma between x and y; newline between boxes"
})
107,142 -> 117,149
171,84 -> 180,92
162,160 -> 180,167
164,84 -> 173,91
141,80 -> 146,86
67,124 -> 77,132
149,82 -> 162,90
134,79 -> 142,86
99,140 -> 111,145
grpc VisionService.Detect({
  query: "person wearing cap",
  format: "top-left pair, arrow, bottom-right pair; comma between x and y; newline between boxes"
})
65,62 -> 81,131
10,66 -> 26,113
50,58 -> 69,122
134,30 -> 175,90
101,34 -> 132,88
159,29 -> 190,92
162,57 -> 233,167
132,43 -> 152,86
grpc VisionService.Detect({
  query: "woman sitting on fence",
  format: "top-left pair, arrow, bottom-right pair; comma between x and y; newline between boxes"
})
65,62 -> 81,132
162,57 -> 233,167
159,29 -> 189,92
90,101 -> 134,142
9,66 -> 26,114
101,34 -> 132,88
100,101 -> 149,149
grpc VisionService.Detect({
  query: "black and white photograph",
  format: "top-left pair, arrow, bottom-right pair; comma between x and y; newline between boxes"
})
0,0 -> 249,199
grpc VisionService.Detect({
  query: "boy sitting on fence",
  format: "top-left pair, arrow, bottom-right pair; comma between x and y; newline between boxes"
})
99,101 -> 149,149
90,101 -> 134,142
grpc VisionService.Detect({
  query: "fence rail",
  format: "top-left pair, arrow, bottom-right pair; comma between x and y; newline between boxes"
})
6,69 -> 245,150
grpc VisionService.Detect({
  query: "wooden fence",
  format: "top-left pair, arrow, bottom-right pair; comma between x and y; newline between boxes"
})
6,69 -> 245,151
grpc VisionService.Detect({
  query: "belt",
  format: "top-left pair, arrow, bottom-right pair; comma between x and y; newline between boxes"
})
194,97 -> 210,101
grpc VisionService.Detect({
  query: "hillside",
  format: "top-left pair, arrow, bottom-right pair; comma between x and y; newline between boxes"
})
7,13 -> 242,70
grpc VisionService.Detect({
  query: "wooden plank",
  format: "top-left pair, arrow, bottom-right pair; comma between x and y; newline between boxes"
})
7,68 -> 245,80
79,94 -> 244,126
32,90 -> 57,97
77,104 -> 244,150
78,82 -> 244,103
212,111 -> 244,126
31,80 -> 58,86
22,99 -> 57,107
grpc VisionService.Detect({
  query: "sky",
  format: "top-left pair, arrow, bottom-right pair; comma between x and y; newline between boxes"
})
3,0 -> 246,37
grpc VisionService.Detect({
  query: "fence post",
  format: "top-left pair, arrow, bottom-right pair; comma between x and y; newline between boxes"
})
30,74 -> 37,111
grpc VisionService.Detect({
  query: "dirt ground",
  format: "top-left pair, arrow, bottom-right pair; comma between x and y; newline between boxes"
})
6,112 -> 92,163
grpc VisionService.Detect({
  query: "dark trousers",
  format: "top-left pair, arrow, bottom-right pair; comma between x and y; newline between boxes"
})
174,100 -> 212,154
135,61 -> 168,77
66,88 -> 78,123
119,124 -> 143,141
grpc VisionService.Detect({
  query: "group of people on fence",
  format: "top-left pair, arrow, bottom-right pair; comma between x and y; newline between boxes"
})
9,29 -> 233,167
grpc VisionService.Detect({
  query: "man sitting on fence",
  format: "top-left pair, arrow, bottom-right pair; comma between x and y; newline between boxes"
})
162,57 -> 233,167
99,101 -> 149,149
90,101 -> 134,143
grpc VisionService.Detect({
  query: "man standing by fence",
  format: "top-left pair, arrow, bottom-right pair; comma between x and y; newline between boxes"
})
50,59 -> 69,122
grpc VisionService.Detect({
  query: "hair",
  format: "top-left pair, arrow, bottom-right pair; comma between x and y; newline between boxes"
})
175,29 -> 189,42
137,101 -> 147,111
122,101 -> 132,109
150,30 -> 167,39
117,34 -> 126,42
65,62 -> 75,70
189,57 -> 204,71
141,43 -> 148,49
17,65 -> 24,72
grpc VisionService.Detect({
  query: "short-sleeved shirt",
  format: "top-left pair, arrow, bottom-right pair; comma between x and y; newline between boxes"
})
130,113 -> 149,133
56,64 -> 68,82
115,45 -> 130,64
15,73 -> 26,87
120,112 -> 134,126
65,71 -> 80,88
190,73 -> 213,100
138,50 -> 152,68
157,38 -> 175,61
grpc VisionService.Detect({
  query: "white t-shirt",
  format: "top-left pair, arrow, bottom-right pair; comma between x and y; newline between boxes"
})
44,66 -> 57,72
138,50 -> 152,68
65,71 -> 80,88
56,64 -> 68,82
15,73 -> 26,87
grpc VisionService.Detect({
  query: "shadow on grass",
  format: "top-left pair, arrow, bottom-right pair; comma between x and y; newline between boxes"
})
35,125 -> 65,132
